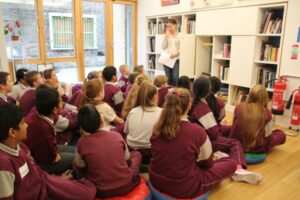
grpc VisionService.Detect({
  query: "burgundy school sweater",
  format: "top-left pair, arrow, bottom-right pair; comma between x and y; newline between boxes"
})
149,120 -> 213,198
157,86 -> 172,108
0,143 -> 45,200
104,83 -> 124,114
123,84 -> 132,99
216,97 -> 226,123
118,75 -> 129,93
229,103 -> 274,152
24,109 -> 58,166
68,89 -> 84,108
74,130 -> 133,192
190,99 -> 221,141
0,94 -> 16,105
19,88 -> 36,117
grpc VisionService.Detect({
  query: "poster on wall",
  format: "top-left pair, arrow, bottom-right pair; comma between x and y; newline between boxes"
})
161,0 -> 179,6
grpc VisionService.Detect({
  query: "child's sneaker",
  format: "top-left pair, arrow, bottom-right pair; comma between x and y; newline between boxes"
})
231,169 -> 263,184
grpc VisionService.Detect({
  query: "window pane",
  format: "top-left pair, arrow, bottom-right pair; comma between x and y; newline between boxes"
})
0,0 -> 40,59
113,4 -> 134,69
43,0 -> 75,58
82,1 -> 106,76
53,62 -> 78,83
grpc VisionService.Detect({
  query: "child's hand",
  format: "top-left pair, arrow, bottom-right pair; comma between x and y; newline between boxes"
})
61,170 -> 73,180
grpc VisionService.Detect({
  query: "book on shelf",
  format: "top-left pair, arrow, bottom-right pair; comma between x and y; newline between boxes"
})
148,21 -> 157,35
260,42 -> 279,62
260,11 -> 282,34
232,87 -> 249,106
257,67 -> 276,90
223,43 -> 231,58
186,20 -> 196,34
218,64 -> 230,82
158,22 -> 167,34
148,55 -> 156,70
149,37 -> 156,52
218,85 -> 229,103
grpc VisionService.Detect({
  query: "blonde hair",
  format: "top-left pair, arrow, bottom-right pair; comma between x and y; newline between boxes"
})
153,75 -> 168,88
133,65 -> 144,74
233,85 -> 269,151
154,88 -> 191,140
81,79 -> 103,107
119,64 -> 128,73
135,81 -> 157,109
122,75 -> 150,119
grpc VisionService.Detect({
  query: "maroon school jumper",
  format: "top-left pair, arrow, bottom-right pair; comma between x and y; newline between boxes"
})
190,99 -> 247,168
104,82 -> 124,114
230,103 -> 286,153
19,88 -> 36,116
74,130 -> 141,198
0,142 -> 96,200
68,89 -> 84,109
149,120 -> 236,198
157,86 -> 172,108
0,94 -> 16,105
119,75 -> 129,93
215,97 -> 231,136
23,109 -> 58,166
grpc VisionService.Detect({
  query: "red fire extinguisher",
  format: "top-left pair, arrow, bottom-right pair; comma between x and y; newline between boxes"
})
271,77 -> 287,115
286,88 -> 300,132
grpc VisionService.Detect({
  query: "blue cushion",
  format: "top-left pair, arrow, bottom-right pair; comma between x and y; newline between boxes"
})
147,181 -> 208,200
245,153 -> 267,164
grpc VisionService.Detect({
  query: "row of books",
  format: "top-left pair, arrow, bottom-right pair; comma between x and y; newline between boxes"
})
148,55 -> 156,70
218,86 -> 229,103
232,87 -> 249,106
148,21 -> 157,35
261,43 -> 279,62
260,11 -> 282,34
157,22 -> 182,34
218,64 -> 230,82
223,43 -> 231,58
149,37 -> 156,52
257,67 -> 276,89
186,20 -> 196,34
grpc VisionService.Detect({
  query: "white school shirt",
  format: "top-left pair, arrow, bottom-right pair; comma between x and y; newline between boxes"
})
95,102 -> 117,131
125,106 -> 162,149
162,33 -> 180,59
8,83 -> 28,101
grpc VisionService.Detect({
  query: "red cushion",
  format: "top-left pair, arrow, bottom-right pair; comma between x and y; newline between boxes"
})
95,177 -> 151,200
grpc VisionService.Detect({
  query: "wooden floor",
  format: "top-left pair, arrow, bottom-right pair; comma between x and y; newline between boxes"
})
141,112 -> 300,200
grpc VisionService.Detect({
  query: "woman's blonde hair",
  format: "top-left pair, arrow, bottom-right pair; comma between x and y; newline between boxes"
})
153,75 -> 168,88
81,79 -> 103,107
154,88 -> 191,140
121,75 -> 150,119
134,81 -> 157,109
233,85 -> 269,151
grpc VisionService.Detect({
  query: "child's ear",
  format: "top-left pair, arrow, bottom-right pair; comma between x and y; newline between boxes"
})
53,107 -> 58,115
8,128 -> 16,139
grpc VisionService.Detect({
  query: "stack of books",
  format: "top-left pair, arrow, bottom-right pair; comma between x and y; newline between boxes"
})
149,37 -> 155,52
148,21 -> 157,35
232,87 -> 249,106
186,20 -> 196,34
158,22 -> 167,34
257,67 -> 276,90
260,11 -> 282,34
218,64 -> 230,82
218,85 -> 229,103
223,43 -> 231,58
148,55 -> 156,69
261,43 -> 279,62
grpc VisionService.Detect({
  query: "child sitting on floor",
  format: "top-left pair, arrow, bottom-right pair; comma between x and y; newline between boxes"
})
229,85 -> 286,153
74,104 -> 141,198
0,104 -> 96,200
0,72 -> 15,105
153,75 -> 173,107
118,64 -> 131,93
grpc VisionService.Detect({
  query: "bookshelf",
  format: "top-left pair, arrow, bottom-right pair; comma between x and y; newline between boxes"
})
145,14 -> 196,80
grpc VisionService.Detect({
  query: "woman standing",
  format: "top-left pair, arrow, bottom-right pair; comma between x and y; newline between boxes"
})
162,19 -> 180,86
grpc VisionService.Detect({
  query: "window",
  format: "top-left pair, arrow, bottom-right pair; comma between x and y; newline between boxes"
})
49,13 -> 97,50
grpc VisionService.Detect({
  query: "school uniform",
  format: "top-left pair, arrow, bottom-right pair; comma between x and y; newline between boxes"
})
95,102 -> 117,131
68,89 -> 84,109
19,88 -> 36,116
230,103 -> 286,153
118,75 -> 129,93
123,83 -> 132,99
157,86 -> 172,107
190,99 -> 247,168
24,109 -> 75,174
215,97 -> 231,136
74,130 -> 141,198
0,93 -> 16,105
124,106 -> 162,164
104,82 -> 124,114
149,118 -> 236,198
0,142 -> 96,200
8,83 -> 28,101
72,83 -> 83,95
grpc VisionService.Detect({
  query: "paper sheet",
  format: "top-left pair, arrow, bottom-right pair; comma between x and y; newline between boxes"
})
158,52 -> 177,69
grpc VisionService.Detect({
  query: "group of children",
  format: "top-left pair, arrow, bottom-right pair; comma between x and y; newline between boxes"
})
0,64 -> 286,199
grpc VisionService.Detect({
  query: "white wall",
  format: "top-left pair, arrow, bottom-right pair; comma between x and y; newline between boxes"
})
0,10 -> 9,72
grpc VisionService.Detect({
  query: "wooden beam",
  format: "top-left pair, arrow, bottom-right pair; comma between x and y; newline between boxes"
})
36,0 -> 46,63
105,0 -> 114,66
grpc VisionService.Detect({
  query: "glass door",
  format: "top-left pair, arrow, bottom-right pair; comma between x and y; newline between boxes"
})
112,1 -> 135,70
